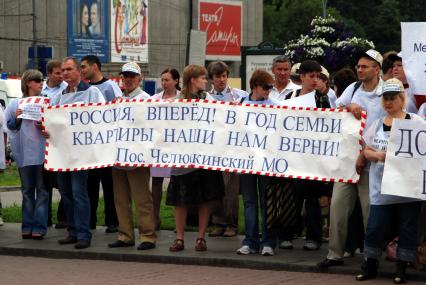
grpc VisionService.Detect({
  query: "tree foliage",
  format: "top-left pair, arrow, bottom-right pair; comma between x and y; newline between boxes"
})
264,0 -> 426,53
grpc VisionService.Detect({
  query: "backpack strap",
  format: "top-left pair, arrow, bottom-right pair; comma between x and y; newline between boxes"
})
351,81 -> 362,99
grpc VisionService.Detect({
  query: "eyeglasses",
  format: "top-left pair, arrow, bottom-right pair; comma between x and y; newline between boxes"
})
31,78 -> 44,83
121,73 -> 138,78
355,65 -> 374,70
261,84 -> 274,91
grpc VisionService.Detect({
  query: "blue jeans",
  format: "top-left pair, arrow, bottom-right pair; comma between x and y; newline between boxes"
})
240,174 -> 276,250
364,202 -> 422,262
18,165 -> 49,234
57,171 -> 91,241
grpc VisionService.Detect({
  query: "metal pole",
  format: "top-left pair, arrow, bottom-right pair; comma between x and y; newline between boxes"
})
32,0 -> 38,70
322,0 -> 328,17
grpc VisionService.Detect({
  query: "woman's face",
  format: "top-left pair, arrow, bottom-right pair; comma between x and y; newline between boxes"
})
82,5 -> 89,27
27,78 -> 43,96
383,94 -> 404,114
191,75 -> 207,92
161,72 -> 178,92
253,84 -> 272,99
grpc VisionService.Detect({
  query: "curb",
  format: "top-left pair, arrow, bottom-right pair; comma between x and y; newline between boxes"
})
0,186 -> 20,192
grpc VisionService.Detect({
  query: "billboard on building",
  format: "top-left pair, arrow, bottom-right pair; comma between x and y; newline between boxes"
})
199,0 -> 242,61
67,0 -> 110,63
111,0 -> 149,63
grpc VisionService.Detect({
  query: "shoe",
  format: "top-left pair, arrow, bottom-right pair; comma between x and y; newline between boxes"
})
137,241 -> 156,250
58,236 -> 77,245
261,246 -> 275,256
105,226 -> 118,233
31,233 -> 44,240
355,258 -> 378,281
279,240 -> 294,250
236,245 -> 257,255
208,226 -> 225,237
0,217 -> 4,226
108,240 -> 135,248
344,251 -> 355,258
317,258 -> 344,271
74,239 -> 91,249
22,233 -> 32,239
54,222 -> 68,229
304,240 -> 320,251
195,238 -> 207,251
223,227 -> 237,237
169,239 -> 184,252
393,260 -> 407,284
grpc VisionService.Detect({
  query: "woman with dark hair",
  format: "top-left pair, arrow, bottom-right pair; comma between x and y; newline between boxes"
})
167,64 -> 224,252
150,68 -> 181,230
333,68 -> 357,98
5,69 -> 48,239
80,3 -> 91,37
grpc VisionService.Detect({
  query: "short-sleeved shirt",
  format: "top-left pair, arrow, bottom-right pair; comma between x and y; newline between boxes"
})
42,81 -> 68,103
90,78 -> 122,102
418,103 -> 426,117
269,81 -> 301,101
151,90 -> 181,100
363,113 -> 422,205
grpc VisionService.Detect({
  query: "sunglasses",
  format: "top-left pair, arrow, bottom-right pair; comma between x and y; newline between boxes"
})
31,78 -> 44,83
261,84 -> 273,91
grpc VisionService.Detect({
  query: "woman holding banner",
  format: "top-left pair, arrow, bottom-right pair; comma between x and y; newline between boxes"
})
167,64 -> 224,252
355,78 -> 424,284
235,69 -> 280,256
4,69 -> 48,239
150,68 -> 181,231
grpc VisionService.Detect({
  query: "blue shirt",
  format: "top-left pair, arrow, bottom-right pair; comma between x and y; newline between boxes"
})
5,98 -> 45,168
42,81 -> 68,103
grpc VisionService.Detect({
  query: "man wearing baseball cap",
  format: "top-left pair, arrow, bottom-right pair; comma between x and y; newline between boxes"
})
318,49 -> 387,270
108,61 -> 157,251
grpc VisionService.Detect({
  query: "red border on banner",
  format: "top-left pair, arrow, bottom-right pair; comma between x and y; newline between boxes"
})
43,99 -> 366,183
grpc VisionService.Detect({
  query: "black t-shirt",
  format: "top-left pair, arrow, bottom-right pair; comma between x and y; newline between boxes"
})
383,113 -> 410,132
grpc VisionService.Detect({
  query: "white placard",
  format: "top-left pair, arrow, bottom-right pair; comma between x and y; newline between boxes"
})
401,22 -> 426,107
381,119 -> 426,200
18,96 -> 50,121
43,100 -> 363,182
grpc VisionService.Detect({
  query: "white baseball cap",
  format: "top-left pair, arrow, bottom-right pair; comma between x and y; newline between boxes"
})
120,62 -> 141,75
357,49 -> 383,67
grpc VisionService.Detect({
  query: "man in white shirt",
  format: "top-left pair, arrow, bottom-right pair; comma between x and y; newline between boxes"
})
207,61 -> 247,103
42,60 -> 68,102
269,56 -> 300,101
319,49 -> 386,270
42,59 -> 68,228
207,61 -> 247,237
80,55 -> 121,233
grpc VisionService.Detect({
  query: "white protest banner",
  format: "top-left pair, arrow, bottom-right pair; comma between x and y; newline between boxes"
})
18,96 -> 50,121
401,22 -> 426,108
381,119 -> 426,200
43,99 -> 364,182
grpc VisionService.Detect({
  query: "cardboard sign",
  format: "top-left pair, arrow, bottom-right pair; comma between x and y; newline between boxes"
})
381,119 -> 426,200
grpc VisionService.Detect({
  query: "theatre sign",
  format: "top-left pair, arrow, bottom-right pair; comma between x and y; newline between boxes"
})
198,0 -> 243,61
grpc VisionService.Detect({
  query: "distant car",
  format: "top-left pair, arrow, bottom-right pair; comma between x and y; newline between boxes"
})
0,79 -> 22,109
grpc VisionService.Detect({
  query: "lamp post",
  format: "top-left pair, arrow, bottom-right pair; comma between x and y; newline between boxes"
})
322,0 -> 328,17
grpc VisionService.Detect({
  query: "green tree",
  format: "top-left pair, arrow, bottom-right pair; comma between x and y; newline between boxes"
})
370,0 -> 401,52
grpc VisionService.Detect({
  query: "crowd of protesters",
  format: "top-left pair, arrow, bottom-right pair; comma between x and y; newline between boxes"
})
0,49 -> 425,284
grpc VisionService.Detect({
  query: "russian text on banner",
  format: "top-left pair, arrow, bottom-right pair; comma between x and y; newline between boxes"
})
43,100 -> 364,183
19,96 -> 50,121
382,119 -> 426,200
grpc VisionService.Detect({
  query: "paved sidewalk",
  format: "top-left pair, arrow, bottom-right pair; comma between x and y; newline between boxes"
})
0,223 -> 425,281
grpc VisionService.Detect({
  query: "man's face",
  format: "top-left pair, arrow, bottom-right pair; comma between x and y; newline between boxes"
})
272,62 -> 291,85
80,60 -> 96,81
392,60 -> 406,82
48,67 -> 63,86
356,57 -> 379,82
300,72 -> 319,92
62,60 -> 80,86
90,4 -> 99,27
212,71 -> 228,92
121,72 -> 141,93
